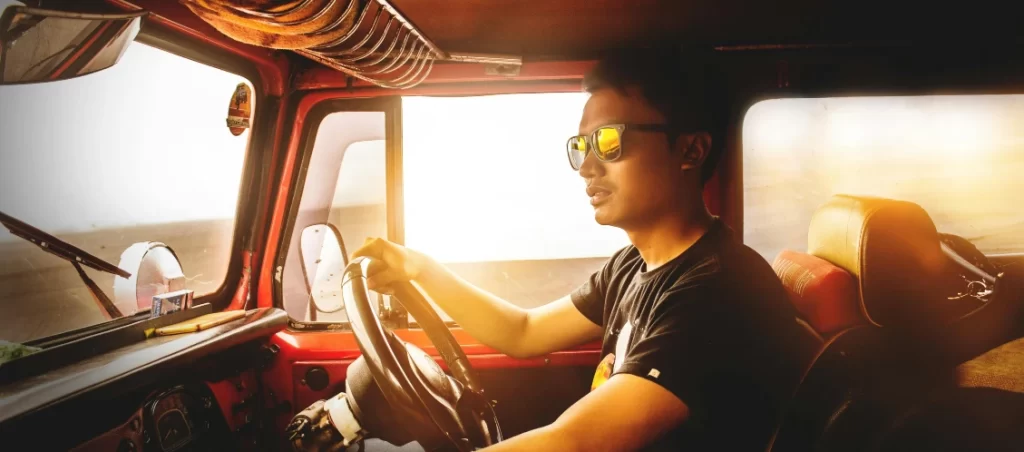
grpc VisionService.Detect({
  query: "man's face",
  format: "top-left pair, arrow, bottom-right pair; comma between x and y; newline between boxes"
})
577,88 -> 688,228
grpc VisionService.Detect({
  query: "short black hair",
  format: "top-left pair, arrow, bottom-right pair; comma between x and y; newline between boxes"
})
583,46 -> 726,185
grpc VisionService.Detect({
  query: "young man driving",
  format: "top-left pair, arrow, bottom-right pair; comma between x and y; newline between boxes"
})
353,48 -> 812,451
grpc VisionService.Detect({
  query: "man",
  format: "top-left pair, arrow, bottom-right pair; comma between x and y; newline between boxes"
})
353,48 -> 813,451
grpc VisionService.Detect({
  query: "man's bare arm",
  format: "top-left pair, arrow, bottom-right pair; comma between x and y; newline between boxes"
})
353,238 -> 602,359
481,374 -> 690,451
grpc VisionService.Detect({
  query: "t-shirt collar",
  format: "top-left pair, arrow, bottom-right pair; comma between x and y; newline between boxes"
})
635,218 -> 726,283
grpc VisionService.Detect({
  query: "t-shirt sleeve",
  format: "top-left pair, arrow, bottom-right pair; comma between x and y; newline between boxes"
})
570,247 -> 631,327
570,262 -> 610,327
613,283 -> 732,420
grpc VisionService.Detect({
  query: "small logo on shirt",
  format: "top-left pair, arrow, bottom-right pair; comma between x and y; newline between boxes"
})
591,353 -> 615,391
591,321 -> 635,391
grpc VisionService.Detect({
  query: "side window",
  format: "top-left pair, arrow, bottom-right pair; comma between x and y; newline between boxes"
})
285,94 -> 631,325
402,94 -> 628,310
743,95 -> 1024,261
283,112 -> 387,323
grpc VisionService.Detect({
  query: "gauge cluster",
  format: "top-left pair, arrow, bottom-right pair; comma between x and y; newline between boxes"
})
145,386 -> 211,451
71,384 -> 232,452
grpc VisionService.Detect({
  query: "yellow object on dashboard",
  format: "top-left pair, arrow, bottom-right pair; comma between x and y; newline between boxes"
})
154,311 -> 247,336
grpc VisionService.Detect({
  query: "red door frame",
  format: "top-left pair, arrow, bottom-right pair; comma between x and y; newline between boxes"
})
255,73 -> 615,421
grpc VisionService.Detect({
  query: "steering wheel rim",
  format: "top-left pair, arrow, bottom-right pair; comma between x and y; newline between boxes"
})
342,256 -> 500,450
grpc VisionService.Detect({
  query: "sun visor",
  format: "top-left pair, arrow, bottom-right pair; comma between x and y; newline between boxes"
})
807,195 -> 954,331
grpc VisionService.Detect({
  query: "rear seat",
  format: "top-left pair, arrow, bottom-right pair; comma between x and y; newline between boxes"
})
769,194 -> 1024,451
770,195 -> 970,451
769,248 -> 875,452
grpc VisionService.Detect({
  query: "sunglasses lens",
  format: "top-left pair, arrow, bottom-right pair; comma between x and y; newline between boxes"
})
567,136 -> 587,170
594,127 -> 621,161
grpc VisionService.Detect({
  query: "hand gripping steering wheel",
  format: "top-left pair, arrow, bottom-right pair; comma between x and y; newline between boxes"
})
340,257 -> 501,451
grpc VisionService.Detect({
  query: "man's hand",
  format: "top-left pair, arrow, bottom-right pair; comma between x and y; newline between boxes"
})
481,374 -> 690,451
351,237 -> 433,294
348,237 -> 601,359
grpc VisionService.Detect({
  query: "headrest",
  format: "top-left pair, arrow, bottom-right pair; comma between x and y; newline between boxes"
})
773,250 -> 863,336
807,195 -> 954,330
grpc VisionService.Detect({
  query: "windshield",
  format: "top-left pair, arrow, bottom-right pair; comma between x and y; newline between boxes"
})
0,41 -> 251,345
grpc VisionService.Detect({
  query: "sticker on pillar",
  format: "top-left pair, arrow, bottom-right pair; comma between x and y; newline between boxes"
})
226,82 -> 252,136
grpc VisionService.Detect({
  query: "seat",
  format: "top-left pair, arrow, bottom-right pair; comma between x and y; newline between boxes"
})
806,195 -> 976,334
768,195 -> 981,451
768,248 -> 875,452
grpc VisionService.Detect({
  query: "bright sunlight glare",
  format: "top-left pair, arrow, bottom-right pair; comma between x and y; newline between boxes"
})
401,94 -> 629,263
744,95 -> 1024,259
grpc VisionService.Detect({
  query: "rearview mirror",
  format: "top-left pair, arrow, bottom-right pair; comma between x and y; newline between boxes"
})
0,6 -> 145,85
299,223 -> 349,315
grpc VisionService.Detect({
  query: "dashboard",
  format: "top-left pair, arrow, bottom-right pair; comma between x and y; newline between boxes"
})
71,384 -> 230,452
0,308 -> 289,451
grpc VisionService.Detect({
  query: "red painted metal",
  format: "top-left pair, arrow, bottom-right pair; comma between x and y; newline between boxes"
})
294,60 -> 596,90
285,349 -> 601,412
252,95 -> 294,311
104,0 -> 289,96
205,370 -> 260,432
290,360 -> 351,413
227,250 -> 253,310
263,329 -> 601,428
276,329 -> 598,364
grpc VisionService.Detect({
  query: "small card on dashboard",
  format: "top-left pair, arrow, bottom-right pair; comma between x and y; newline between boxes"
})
151,289 -> 194,318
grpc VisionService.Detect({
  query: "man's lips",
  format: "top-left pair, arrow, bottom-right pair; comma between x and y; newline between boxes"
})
587,185 -> 612,205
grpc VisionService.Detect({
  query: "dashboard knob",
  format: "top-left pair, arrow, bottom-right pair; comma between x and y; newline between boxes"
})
304,367 -> 330,392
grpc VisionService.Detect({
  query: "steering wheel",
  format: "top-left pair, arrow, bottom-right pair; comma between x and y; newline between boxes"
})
341,256 -> 501,451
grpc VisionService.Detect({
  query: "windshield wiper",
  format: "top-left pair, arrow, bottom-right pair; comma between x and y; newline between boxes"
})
0,211 -> 130,319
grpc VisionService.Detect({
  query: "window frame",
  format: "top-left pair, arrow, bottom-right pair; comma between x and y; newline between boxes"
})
7,23 -> 266,350
274,97 -> 403,332
133,27 -> 267,313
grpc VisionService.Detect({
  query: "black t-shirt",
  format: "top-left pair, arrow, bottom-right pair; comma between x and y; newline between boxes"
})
571,219 -> 812,451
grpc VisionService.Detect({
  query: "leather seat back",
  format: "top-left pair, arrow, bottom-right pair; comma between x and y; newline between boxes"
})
806,195 -> 971,335
769,195 -> 963,451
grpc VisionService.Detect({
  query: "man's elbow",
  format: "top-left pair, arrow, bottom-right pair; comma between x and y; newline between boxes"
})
502,340 -> 542,360
501,312 -> 543,359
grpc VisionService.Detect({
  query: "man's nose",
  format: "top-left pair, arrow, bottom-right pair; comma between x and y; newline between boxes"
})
578,149 -> 604,178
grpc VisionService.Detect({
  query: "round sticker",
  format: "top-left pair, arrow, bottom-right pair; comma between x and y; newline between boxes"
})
226,82 -> 252,136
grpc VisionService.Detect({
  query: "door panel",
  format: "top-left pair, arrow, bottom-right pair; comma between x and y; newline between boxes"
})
264,330 -> 600,444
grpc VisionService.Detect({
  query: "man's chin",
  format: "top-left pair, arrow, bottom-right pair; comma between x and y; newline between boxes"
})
592,206 -> 617,226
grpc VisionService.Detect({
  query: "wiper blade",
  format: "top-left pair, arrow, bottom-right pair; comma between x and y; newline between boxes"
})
0,211 -> 129,278
0,211 -> 130,319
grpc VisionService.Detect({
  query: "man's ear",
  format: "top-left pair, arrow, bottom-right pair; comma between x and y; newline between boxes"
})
679,132 -> 711,171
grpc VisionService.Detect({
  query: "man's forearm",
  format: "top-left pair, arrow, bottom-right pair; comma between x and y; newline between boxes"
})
480,424 -> 581,452
412,258 -> 533,358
